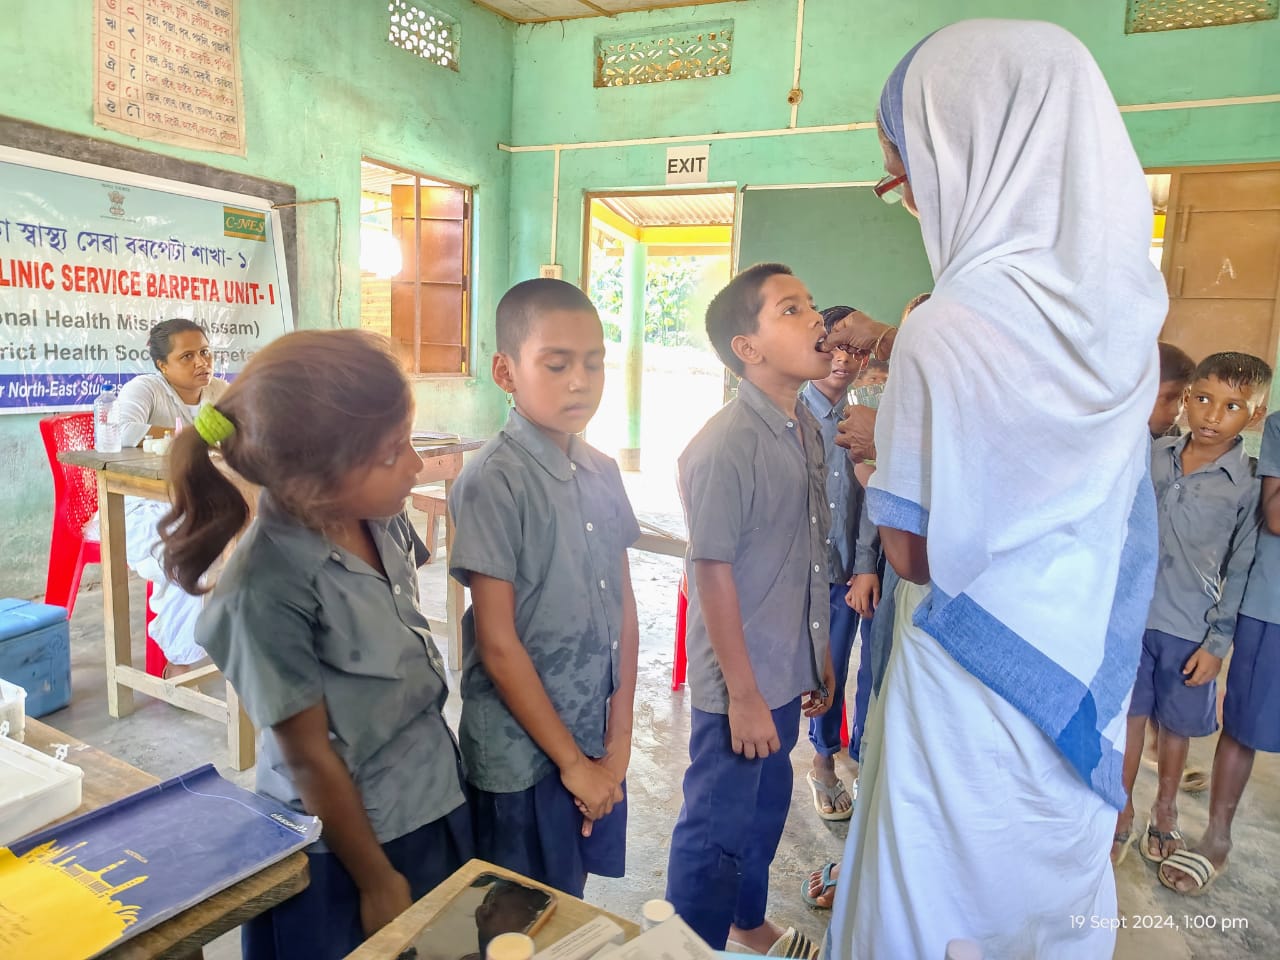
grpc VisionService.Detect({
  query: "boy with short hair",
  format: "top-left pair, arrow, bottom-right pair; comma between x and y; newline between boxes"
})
666,263 -> 836,957
1151,341 -> 1196,438
448,278 -> 640,897
1159,406 -> 1280,894
800,307 -> 880,822
1115,351 -> 1271,866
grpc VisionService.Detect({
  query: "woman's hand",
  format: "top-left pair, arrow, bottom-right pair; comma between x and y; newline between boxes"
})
836,406 -> 877,463
821,310 -> 894,358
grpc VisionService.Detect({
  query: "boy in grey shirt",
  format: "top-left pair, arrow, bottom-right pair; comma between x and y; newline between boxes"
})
665,263 -> 836,957
449,279 -> 640,898
1115,352 -> 1270,867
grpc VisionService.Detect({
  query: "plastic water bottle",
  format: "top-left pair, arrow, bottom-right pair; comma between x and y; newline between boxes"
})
94,385 -> 121,452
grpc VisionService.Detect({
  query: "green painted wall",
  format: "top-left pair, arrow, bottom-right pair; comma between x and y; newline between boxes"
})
737,188 -> 934,324
0,0 -> 514,598
508,0 -> 1280,286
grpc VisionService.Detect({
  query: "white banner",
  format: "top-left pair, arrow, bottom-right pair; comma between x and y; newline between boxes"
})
0,145 -> 292,413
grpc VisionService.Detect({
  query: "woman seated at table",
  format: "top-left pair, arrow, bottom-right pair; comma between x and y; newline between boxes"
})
113,318 -> 229,676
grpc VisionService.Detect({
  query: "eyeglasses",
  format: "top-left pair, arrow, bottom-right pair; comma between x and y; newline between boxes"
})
873,173 -> 908,205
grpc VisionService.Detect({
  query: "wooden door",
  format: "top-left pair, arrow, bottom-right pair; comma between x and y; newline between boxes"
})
1159,166 -> 1280,370
390,184 -> 470,374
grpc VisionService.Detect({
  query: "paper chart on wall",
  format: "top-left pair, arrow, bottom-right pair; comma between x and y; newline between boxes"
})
93,0 -> 246,157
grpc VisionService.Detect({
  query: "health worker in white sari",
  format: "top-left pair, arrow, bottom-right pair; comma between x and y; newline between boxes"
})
826,20 -> 1168,960
112,319 -> 229,674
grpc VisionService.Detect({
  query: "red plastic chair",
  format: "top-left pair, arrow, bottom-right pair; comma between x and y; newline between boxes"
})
144,585 -> 167,677
40,412 -> 167,677
39,413 -> 101,617
673,567 -> 852,746
672,574 -> 689,690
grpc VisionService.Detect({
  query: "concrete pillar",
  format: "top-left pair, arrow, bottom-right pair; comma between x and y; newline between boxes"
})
619,240 -> 646,472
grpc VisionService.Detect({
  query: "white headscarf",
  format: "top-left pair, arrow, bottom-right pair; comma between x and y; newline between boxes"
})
866,20 -> 1168,806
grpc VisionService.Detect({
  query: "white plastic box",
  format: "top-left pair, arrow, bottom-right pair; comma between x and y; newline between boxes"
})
0,677 -> 25,743
0,735 -> 84,846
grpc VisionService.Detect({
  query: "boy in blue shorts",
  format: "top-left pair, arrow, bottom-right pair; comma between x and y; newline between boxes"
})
449,278 -> 640,898
1159,405 -> 1280,894
1115,351 -> 1271,866
666,263 -> 836,957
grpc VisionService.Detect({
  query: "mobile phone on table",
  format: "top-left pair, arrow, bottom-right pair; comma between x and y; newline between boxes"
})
405,871 -> 558,960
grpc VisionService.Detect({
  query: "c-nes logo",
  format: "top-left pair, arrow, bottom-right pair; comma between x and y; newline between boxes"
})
223,206 -> 266,242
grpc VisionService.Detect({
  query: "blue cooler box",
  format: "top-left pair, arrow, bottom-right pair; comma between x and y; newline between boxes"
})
0,598 -> 72,717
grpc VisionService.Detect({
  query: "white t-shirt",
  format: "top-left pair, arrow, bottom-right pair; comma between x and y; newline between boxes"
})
109,372 -> 230,448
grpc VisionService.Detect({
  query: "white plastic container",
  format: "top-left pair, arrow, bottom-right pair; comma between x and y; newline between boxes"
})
0,736 -> 84,846
0,678 -> 25,743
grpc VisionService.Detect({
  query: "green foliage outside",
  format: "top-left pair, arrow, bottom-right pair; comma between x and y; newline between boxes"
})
590,248 -> 729,347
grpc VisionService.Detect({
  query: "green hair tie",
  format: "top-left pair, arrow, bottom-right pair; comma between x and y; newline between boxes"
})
194,404 -> 235,446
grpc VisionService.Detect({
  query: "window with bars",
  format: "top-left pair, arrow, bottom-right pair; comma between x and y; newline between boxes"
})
1125,0 -> 1278,33
595,21 -> 733,88
387,0 -> 459,70
359,160 -> 472,376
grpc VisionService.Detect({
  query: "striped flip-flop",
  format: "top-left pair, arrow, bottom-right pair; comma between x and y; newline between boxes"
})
765,927 -> 819,959
1158,850 -> 1228,897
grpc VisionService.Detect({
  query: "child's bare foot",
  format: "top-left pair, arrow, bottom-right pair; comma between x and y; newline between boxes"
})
1141,803 -> 1185,862
1158,835 -> 1231,895
729,919 -> 787,954
804,861 -> 840,909
807,754 -> 853,819
729,920 -> 818,957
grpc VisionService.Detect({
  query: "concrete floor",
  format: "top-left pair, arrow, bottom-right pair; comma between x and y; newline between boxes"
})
34,513 -> 1280,959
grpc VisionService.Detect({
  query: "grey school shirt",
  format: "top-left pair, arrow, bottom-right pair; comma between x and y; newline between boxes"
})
679,378 -> 830,713
799,381 -> 881,584
1148,434 -> 1261,657
1241,412 -> 1280,626
448,409 -> 641,793
197,493 -> 465,845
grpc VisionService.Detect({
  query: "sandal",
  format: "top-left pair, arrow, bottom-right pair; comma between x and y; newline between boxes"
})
1138,817 -> 1184,864
802,861 -> 839,909
1158,850 -> 1227,896
806,771 -> 854,821
1111,829 -> 1135,867
1181,768 -> 1209,794
767,927 -> 819,959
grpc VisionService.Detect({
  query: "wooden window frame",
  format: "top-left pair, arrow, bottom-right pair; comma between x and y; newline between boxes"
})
362,157 -> 473,378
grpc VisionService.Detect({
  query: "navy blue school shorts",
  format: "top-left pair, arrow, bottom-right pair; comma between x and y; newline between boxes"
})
1128,629 -> 1218,738
1224,615 -> 1280,753
242,801 -> 473,960
472,768 -> 627,899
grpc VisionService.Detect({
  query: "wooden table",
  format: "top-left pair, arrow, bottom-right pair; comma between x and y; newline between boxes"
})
59,448 -> 256,770
59,440 -> 484,767
347,859 -> 639,959
413,440 -> 485,669
23,718 -> 310,960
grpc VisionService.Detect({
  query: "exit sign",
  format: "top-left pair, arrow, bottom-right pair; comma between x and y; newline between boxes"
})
666,145 -> 710,185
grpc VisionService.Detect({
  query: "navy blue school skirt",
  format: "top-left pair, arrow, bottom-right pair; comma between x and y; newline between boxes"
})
242,802 -> 474,960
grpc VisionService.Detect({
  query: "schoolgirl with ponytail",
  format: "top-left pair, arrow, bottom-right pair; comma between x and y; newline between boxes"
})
163,329 -> 471,960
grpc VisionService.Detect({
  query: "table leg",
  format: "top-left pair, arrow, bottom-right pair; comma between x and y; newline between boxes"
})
226,683 -> 256,771
97,480 -> 134,718
443,477 -> 465,670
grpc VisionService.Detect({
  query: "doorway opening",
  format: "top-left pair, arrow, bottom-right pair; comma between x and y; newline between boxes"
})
1148,161 -> 1280,444
581,188 -> 736,525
